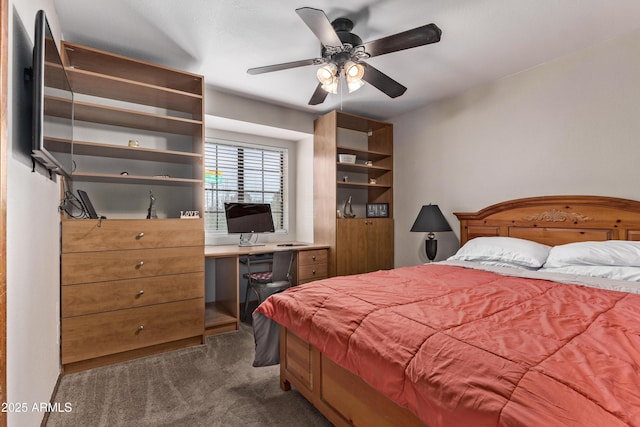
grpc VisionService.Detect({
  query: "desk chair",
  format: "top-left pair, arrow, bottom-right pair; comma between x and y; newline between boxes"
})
243,250 -> 294,320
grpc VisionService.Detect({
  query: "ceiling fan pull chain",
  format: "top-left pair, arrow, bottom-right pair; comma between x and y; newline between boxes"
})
340,75 -> 344,110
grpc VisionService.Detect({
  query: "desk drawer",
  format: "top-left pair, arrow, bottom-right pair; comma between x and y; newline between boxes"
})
298,263 -> 328,283
62,218 -> 203,253
62,272 -> 204,317
298,249 -> 328,266
62,246 -> 203,285
61,298 -> 204,364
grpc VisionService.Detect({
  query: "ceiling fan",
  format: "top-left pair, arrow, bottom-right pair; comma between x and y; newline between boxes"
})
247,7 -> 442,105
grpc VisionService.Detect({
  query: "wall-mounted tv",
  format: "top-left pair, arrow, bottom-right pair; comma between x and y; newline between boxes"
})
224,202 -> 275,246
31,10 -> 74,178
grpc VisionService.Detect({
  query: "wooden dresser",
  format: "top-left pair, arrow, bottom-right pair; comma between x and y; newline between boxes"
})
61,218 -> 204,372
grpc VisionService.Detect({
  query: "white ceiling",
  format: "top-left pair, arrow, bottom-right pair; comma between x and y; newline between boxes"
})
52,0 -> 640,120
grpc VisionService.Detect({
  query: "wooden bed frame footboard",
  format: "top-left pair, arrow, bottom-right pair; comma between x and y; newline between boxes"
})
277,195 -> 640,426
279,328 -> 424,427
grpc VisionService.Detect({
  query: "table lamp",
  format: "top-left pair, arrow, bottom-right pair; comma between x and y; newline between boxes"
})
410,204 -> 452,261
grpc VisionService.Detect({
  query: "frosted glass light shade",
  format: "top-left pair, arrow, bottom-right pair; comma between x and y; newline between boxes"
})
317,63 -> 338,85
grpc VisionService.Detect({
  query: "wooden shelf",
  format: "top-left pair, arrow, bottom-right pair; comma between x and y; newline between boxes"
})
75,100 -> 202,135
63,41 -> 203,94
72,171 -> 203,186
45,96 -> 202,136
45,137 -> 202,165
65,67 -> 202,115
204,301 -> 238,335
336,111 -> 391,133
337,181 -> 392,189
336,162 -> 391,173
336,145 -> 392,161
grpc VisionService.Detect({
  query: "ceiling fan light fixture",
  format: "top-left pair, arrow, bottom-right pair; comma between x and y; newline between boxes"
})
345,61 -> 365,93
317,63 -> 338,85
346,75 -> 365,93
321,79 -> 339,94
345,61 -> 364,79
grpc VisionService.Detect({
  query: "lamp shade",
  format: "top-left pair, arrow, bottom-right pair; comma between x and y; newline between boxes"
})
410,204 -> 452,233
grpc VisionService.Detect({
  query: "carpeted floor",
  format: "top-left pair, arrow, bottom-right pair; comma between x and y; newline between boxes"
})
46,323 -> 332,427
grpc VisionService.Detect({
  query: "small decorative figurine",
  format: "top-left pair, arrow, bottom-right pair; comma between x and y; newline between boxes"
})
343,195 -> 356,218
147,191 -> 157,219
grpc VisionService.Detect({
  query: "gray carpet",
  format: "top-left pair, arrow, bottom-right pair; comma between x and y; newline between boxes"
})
46,324 -> 332,427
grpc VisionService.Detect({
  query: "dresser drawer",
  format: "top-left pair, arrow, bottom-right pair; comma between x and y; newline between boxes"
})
62,246 -> 203,285
62,218 -> 203,253
62,272 -> 204,317
298,249 -> 328,266
61,298 -> 204,364
298,263 -> 328,283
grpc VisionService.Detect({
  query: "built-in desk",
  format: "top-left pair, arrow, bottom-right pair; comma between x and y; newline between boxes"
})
204,243 -> 330,335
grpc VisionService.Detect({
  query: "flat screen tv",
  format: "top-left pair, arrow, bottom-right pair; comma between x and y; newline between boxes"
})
31,10 -> 74,178
224,202 -> 275,246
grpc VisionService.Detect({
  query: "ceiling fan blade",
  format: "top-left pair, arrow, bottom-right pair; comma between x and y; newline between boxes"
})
361,62 -> 407,98
296,7 -> 343,48
360,23 -> 441,58
308,83 -> 329,105
247,58 -> 321,75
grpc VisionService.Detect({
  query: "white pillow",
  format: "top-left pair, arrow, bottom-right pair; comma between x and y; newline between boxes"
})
541,265 -> 640,282
448,237 -> 551,269
544,240 -> 640,268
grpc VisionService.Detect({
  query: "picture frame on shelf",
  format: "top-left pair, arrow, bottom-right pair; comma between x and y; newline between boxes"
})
366,203 -> 389,218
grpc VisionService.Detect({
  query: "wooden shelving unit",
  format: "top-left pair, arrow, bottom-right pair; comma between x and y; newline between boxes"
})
58,41 -> 207,370
59,40 -> 204,212
314,110 -> 394,277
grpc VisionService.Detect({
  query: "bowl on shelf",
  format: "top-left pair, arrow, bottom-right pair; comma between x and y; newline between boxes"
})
338,154 -> 357,163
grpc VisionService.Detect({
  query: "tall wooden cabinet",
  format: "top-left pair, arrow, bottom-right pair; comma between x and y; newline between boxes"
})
314,111 -> 394,277
56,42 -> 205,371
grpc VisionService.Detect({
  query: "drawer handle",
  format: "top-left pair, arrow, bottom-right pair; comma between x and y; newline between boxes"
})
137,325 -> 144,332
136,232 -> 145,240
312,256 -> 316,261
137,261 -> 144,268
312,269 -> 317,275
137,290 -> 144,296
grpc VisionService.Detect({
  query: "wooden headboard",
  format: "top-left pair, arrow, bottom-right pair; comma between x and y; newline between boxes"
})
454,195 -> 640,247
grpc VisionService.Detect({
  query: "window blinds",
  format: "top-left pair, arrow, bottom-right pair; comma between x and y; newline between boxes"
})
204,139 -> 287,234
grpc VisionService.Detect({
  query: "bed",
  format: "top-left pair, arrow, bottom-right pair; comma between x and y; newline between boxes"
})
253,195 -> 640,426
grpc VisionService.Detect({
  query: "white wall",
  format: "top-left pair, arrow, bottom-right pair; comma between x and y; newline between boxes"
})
205,88 -> 317,244
206,88 -> 315,135
8,1 -> 63,426
394,27 -> 640,267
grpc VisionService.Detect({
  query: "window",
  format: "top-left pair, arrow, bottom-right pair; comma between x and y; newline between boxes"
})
205,139 -> 288,235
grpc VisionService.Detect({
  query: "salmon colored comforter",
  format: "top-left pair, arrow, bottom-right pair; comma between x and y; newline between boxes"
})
255,264 -> 640,427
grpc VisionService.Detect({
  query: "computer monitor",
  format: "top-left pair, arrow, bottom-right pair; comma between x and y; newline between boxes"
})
224,202 -> 275,246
